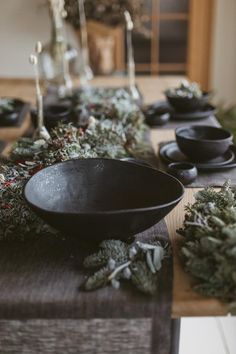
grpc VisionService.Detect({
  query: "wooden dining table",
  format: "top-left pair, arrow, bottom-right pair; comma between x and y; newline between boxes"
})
0,76 -> 231,353
0,75 -> 230,317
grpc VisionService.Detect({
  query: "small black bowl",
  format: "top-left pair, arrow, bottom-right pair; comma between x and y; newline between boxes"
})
167,162 -> 198,185
31,104 -> 72,130
0,98 -> 25,126
176,125 -> 233,162
144,103 -> 170,126
24,158 -> 184,242
166,92 -> 209,113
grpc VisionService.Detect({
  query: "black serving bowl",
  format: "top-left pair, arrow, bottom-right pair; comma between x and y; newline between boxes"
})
24,158 -> 184,242
165,92 -> 209,113
167,162 -> 198,185
175,125 -> 233,162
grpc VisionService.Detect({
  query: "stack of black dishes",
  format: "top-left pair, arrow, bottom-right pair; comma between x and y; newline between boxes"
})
143,101 -> 171,127
0,97 -> 30,127
24,158 -> 184,243
144,92 -> 216,127
160,125 -> 236,174
165,84 -> 216,121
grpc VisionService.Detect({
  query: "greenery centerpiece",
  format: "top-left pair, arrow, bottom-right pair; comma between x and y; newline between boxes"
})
179,182 -> 236,305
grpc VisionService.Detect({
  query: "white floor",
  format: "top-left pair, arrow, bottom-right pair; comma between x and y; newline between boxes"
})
180,317 -> 236,354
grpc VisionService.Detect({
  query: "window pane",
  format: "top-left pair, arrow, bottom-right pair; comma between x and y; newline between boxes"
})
160,0 -> 189,13
159,20 -> 188,64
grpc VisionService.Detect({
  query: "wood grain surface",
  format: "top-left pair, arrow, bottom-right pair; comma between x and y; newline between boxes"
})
0,77 -> 230,317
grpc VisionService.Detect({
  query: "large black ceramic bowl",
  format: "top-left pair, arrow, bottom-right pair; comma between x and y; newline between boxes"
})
166,92 -> 209,112
24,158 -> 184,242
176,125 -> 233,162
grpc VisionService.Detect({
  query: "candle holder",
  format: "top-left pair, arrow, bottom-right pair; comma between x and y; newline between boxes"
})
124,11 -> 141,104
29,41 -> 50,141
39,0 -> 79,98
77,0 -> 93,87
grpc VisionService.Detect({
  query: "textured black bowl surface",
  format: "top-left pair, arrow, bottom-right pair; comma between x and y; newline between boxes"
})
175,125 -> 233,161
166,92 -> 209,113
24,158 -> 184,241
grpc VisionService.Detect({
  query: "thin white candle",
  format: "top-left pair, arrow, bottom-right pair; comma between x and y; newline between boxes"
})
29,42 -> 50,140
124,10 -> 140,102
78,0 -> 93,86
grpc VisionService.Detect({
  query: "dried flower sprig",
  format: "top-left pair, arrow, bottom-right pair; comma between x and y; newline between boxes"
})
83,238 -> 169,295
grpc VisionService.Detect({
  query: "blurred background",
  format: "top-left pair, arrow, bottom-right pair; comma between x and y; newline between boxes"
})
0,2 -> 236,354
0,0 -> 235,105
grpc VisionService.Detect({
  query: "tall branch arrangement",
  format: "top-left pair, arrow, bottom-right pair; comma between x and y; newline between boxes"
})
65,0 -> 151,37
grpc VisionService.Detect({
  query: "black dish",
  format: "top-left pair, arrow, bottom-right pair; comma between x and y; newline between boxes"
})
0,98 -> 29,127
144,101 -> 216,122
176,125 -> 233,161
167,162 -> 198,185
31,104 -> 72,130
24,158 -> 184,242
159,141 -> 236,171
165,92 -> 209,113
171,104 -> 217,121
144,102 -> 171,126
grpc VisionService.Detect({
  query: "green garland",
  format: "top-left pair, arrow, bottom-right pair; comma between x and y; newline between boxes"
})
179,182 -> 236,303
0,88 -> 152,240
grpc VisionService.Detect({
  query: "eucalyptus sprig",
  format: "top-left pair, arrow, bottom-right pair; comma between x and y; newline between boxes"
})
83,238 -> 169,295
179,181 -> 236,303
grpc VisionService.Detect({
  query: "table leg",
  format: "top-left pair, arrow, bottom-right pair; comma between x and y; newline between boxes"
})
170,319 -> 181,354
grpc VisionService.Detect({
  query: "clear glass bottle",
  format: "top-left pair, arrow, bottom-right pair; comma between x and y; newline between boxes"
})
39,0 -> 80,97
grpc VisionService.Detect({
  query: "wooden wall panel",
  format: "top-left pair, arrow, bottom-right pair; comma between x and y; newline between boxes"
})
187,0 -> 215,90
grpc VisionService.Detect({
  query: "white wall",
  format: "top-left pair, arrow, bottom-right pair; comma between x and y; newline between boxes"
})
0,0 -> 51,78
210,0 -> 236,105
0,0 -> 236,105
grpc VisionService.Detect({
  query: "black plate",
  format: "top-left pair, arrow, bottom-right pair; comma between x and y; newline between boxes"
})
143,101 -> 216,122
24,158 -> 184,242
0,100 -> 30,127
159,141 -> 236,170
171,104 -> 217,121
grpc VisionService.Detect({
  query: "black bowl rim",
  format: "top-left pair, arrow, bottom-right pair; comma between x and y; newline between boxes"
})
175,125 -> 233,143
24,158 -> 184,216
168,162 -> 197,171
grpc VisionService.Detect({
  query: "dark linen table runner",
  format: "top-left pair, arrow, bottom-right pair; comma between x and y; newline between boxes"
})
0,220 -> 173,354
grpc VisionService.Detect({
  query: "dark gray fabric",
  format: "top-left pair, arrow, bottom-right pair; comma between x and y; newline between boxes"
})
0,220 -> 172,353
